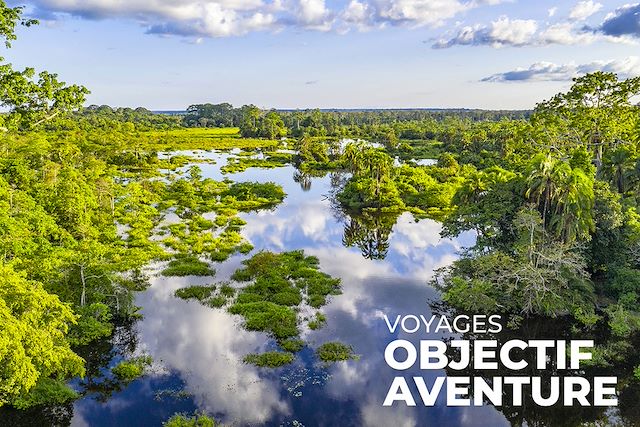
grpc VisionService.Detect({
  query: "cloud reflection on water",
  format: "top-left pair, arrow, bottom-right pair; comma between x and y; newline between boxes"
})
73,155 -> 505,426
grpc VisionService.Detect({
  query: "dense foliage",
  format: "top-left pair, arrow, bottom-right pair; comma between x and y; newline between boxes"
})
3,0 -> 640,416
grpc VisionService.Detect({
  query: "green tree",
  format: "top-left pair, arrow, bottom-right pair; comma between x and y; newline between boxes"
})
0,264 -> 84,406
533,72 -> 640,168
0,1 -> 88,130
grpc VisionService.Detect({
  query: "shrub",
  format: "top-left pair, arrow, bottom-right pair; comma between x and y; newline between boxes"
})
229,302 -> 298,339
162,255 -> 215,277
243,352 -> 294,368
163,413 -> 216,427
112,355 -> 153,381
280,339 -> 304,353
308,312 -> 326,330
316,342 -> 357,362
175,285 -> 217,301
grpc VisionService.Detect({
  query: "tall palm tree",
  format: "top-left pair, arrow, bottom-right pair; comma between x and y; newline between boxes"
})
550,169 -> 595,242
604,147 -> 634,193
457,171 -> 488,205
526,154 -> 568,228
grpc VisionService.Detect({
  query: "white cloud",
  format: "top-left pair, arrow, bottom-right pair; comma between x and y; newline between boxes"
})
578,56 -> 640,77
137,277 -> 291,424
376,0 -> 469,27
296,0 -> 333,30
482,56 -> 640,82
434,11 -> 636,48
30,0 -> 280,37
341,0 -> 375,31
568,0 -> 602,21
489,15 -> 538,45
539,22 -> 598,44
26,0 -> 507,38
433,16 -> 538,48
548,7 -> 557,17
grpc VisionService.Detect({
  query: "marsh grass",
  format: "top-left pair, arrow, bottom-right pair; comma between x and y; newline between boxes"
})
220,153 -> 292,174
207,296 -> 227,308
243,351 -> 295,368
161,255 -> 215,277
145,127 -> 280,151
308,312 -> 327,330
229,301 -> 299,339
280,339 -> 304,353
174,285 -> 217,301
163,412 -> 217,427
316,342 -> 358,362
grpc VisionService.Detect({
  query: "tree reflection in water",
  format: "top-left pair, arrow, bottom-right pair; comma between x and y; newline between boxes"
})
293,170 -> 312,192
0,319 -> 146,426
342,212 -> 398,260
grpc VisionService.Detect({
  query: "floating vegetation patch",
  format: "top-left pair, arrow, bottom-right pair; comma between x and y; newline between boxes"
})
316,342 -> 358,363
230,250 -> 341,309
219,283 -> 236,297
280,338 -> 304,353
308,312 -> 327,330
243,351 -> 295,368
207,296 -> 228,308
157,175 -> 284,263
167,250 -> 349,368
112,355 -> 153,381
221,152 -> 293,174
174,282 -> 236,308
229,301 -> 299,340
221,250 -> 346,367
161,255 -> 215,277
174,285 -> 217,301
163,412 -> 217,427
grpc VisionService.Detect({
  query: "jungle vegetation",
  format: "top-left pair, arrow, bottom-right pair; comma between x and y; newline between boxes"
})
3,0 -> 640,415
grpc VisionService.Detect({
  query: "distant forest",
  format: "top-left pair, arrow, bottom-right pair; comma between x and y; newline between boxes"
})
80,103 -> 531,142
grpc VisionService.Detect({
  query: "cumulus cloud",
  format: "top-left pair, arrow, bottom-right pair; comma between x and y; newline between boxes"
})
481,56 -> 640,82
434,9 -> 636,48
376,0 -> 469,27
569,0 -> 602,21
22,0 -> 507,39
341,0 -> 376,31
433,15 -> 538,48
27,0 -> 281,37
538,21 -> 599,44
597,2 -> 640,37
295,0 -> 333,30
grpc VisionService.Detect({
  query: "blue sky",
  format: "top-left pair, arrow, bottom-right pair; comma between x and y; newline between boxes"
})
5,0 -> 640,109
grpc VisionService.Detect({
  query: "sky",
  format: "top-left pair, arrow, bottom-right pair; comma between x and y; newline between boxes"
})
4,0 -> 640,110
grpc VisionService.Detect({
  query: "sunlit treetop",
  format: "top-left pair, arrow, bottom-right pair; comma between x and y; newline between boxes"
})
533,72 -> 640,154
0,1 -> 36,48
0,0 -> 88,130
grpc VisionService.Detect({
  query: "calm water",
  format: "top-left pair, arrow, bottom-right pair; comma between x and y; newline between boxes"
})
3,150 -> 636,426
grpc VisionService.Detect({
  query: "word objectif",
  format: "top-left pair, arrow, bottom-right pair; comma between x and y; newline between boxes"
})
382,314 -> 617,408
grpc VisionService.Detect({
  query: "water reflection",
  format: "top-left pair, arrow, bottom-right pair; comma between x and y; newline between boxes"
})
17,150 -> 612,426
120,155 -> 489,425
137,278 -> 290,424
342,213 -> 397,260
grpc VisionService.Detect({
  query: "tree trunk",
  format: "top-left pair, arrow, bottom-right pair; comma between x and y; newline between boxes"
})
80,265 -> 86,307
